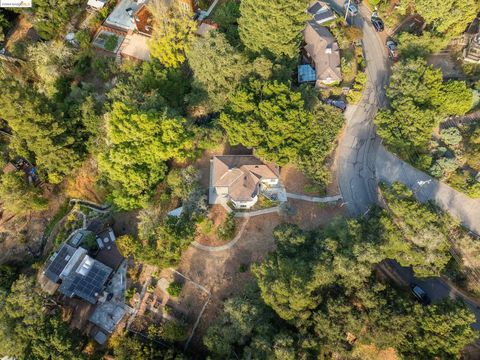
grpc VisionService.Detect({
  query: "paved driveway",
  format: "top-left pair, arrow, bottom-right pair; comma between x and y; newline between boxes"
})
376,145 -> 480,236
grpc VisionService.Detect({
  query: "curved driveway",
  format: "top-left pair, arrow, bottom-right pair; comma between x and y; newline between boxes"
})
329,1 -> 390,216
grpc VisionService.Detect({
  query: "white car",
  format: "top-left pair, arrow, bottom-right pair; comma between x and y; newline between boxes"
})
344,1 -> 358,16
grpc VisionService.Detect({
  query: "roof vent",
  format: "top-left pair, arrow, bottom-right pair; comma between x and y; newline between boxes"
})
325,47 -> 332,54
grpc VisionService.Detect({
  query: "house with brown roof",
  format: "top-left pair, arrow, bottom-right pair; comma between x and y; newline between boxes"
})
303,20 -> 341,86
209,155 -> 286,209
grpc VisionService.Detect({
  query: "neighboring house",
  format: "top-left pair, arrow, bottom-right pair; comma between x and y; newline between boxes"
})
303,20 -> 341,86
307,1 -> 336,25
92,0 -> 198,61
44,243 -> 113,304
209,155 -> 285,209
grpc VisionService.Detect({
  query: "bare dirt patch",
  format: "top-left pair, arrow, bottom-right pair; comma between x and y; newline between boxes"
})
65,158 -> 106,203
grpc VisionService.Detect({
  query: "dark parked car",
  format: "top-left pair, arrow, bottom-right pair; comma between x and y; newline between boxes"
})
344,1 -> 358,16
411,284 -> 431,305
371,15 -> 384,32
386,39 -> 399,61
326,99 -> 347,111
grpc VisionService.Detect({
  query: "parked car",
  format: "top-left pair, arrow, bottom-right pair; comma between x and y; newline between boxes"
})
344,1 -> 358,16
386,39 -> 399,61
371,14 -> 384,32
326,99 -> 347,111
410,284 -> 431,305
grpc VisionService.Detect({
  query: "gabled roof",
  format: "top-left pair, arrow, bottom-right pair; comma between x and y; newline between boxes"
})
304,21 -> 341,83
212,156 -> 279,202
307,1 -> 323,15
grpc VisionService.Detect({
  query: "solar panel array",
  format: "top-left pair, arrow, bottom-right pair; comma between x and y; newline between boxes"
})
44,244 -> 76,282
60,261 -> 112,303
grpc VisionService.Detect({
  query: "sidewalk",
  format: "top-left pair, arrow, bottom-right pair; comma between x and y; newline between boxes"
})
286,193 -> 342,203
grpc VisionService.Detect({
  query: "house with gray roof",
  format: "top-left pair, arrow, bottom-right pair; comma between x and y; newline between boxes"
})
303,20 -> 342,87
209,155 -> 286,209
44,243 -> 113,304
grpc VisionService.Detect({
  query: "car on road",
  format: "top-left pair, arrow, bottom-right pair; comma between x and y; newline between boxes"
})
386,39 -> 399,61
411,284 -> 431,305
326,99 -> 347,111
371,14 -> 384,32
344,1 -> 358,16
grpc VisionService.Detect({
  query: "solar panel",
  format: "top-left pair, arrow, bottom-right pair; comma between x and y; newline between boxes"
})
44,244 -> 76,282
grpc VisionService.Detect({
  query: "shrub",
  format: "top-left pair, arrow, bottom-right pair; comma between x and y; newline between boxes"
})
217,213 -> 236,241
160,320 -> 188,342
104,35 -> 119,52
440,127 -> 463,147
347,71 -> 367,104
198,217 -> 214,235
166,282 -> 183,297
82,232 -> 98,251
430,157 -> 459,178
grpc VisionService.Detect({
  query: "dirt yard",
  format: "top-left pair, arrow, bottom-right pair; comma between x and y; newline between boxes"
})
177,200 -> 346,351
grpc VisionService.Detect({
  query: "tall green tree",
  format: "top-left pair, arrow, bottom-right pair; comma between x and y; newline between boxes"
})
149,0 -> 196,68
26,0 -> 83,40
238,0 -> 308,58
400,300 -> 477,359
0,172 -> 48,214
413,0 -> 479,37
0,79 -> 81,183
0,275 -> 86,360
98,102 -> 194,210
220,81 -> 344,185
375,59 -> 473,165
188,31 -> 250,112
380,182 -> 452,277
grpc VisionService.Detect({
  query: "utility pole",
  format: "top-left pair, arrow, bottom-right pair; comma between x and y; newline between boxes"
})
344,0 -> 352,22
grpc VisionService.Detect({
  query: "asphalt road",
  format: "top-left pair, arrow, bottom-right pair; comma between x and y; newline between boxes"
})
330,1 -> 390,216
327,1 -> 480,329
379,260 -> 480,330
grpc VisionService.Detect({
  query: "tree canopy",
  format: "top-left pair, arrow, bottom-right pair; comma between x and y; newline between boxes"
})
0,275 -> 86,360
220,80 -> 344,185
0,172 -> 47,214
238,0 -> 309,59
149,0 -> 197,68
0,78 -> 82,184
187,31 -> 250,112
98,102 -> 195,210
412,0 -> 479,38
375,59 -> 473,167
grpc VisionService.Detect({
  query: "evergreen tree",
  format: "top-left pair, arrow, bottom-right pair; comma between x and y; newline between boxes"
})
238,0 -> 309,58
